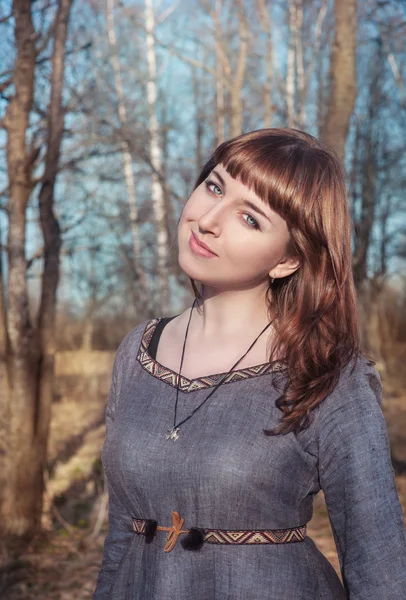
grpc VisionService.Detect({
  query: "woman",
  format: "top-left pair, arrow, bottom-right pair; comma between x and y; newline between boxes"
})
93,128 -> 406,599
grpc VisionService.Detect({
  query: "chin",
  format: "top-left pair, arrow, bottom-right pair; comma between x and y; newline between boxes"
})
177,250 -> 204,281
177,256 -> 233,292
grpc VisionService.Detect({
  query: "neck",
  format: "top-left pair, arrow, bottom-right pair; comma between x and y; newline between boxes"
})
191,285 -> 274,340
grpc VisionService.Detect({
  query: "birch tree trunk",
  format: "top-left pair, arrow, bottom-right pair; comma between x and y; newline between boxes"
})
286,0 -> 297,128
0,0 -> 72,542
106,0 -> 148,318
187,1 -> 248,140
145,0 -> 170,315
295,0 -> 305,128
320,0 -> 357,161
215,0 -> 225,144
230,0 -> 248,137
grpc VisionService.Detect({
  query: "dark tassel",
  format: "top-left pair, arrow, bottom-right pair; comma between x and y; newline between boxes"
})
181,527 -> 205,551
144,519 -> 158,543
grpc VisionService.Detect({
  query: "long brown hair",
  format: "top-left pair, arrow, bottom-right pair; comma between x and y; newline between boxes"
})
188,127 -> 362,435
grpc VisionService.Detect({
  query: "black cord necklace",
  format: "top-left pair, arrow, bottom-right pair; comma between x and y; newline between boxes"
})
166,299 -> 275,441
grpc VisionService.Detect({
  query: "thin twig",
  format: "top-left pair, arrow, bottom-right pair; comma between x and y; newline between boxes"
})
91,489 -> 108,538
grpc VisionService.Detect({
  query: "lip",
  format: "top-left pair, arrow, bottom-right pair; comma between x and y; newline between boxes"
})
189,231 -> 218,257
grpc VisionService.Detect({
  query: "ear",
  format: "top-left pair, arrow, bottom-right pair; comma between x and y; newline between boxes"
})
269,256 -> 300,280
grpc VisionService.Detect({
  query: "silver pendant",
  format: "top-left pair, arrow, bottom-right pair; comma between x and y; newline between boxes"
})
166,427 -> 180,441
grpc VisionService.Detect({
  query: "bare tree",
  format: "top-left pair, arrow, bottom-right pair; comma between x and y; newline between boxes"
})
192,0 -> 248,138
215,0 -> 226,143
106,0 -> 148,318
350,38 -> 403,289
145,0 -> 170,315
229,0 -> 248,137
257,0 -> 274,128
0,0 -> 73,543
281,0 -> 328,131
286,0 -> 299,127
320,0 -> 357,160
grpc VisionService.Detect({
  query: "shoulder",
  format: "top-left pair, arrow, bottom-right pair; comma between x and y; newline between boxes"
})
311,353 -> 384,438
314,353 -> 382,425
334,352 -> 381,404
319,353 -> 381,410
112,318 -> 152,370
295,354 -> 383,448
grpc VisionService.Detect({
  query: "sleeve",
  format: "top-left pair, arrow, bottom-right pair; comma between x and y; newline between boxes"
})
317,361 -> 406,599
92,340 -> 135,600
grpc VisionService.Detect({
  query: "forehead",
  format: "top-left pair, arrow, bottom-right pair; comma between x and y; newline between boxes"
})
211,163 -> 261,196
211,163 -> 271,208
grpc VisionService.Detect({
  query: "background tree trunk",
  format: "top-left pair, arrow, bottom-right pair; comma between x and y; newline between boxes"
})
0,0 -> 72,544
106,0 -> 148,319
257,0 -> 274,128
230,0 -> 248,137
1,0 -> 38,541
320,0 -> 357,160
215,0 -> 226,144
145,0 -> 170,315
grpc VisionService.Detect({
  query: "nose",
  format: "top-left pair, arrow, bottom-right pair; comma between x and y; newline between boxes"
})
197,201 -> 227,235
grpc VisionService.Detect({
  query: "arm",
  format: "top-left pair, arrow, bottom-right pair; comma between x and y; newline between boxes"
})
318,361 -> 406,599
92,339 -> 135,600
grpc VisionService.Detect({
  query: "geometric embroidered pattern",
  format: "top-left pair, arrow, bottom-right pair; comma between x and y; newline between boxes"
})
132,516 -> 306,546
203,525 -> 306,544
136,318 -> 287,394
132,519 -> 147,534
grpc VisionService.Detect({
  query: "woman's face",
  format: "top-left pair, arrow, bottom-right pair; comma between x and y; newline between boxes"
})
177,163 -> 299,290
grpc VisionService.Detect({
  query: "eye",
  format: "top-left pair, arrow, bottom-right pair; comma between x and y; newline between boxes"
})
204,179 -> 261,230
204,180 -> 222,196
242,214 -> 260,230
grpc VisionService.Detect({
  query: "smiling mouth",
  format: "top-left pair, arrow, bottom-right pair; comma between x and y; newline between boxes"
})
189,232 -> 218,257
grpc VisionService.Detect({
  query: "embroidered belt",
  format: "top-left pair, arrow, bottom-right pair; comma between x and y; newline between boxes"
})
132,510 -> 307,553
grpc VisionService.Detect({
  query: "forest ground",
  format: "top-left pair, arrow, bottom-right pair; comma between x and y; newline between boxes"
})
1,363 -> 406,599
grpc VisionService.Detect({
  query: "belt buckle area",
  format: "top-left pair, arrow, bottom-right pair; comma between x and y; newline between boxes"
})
157,510 -> 189,552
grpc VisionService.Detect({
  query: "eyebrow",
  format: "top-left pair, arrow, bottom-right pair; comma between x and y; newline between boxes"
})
211,169 -> 272,223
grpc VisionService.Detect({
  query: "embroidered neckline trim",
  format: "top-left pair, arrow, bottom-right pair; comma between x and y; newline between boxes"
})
136,318 -> 287,393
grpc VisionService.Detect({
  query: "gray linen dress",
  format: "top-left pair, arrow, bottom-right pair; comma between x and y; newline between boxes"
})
92,317 -> 406,600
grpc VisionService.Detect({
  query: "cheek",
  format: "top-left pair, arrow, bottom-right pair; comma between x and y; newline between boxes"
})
177,202 -> 198,249
179,195 -> 198,222
232,237 -> 287,270
178,193 -> 209,235
178,208 -> 193,240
